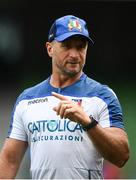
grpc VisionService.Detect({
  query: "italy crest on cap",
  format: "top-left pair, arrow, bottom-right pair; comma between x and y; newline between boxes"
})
68,19 -> 82,31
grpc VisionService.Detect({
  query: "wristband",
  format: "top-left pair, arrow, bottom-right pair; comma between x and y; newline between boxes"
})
82,115 -> 98,131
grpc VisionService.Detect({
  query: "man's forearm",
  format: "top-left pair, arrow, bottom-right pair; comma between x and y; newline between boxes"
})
0,138 -> 28,178
0,153 -> 18,178
87,125 -> 129,167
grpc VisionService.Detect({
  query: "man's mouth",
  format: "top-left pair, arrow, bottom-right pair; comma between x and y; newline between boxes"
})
67,61 -> 79,64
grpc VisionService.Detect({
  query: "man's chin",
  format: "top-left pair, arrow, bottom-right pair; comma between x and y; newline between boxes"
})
64,70 -> 81,77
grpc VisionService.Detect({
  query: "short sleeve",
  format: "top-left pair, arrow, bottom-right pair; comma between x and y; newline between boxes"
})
8,94 -> 28,141
98,86 -> 125,129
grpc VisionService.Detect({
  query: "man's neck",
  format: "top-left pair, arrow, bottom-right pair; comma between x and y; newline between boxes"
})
50,72 -> 83,88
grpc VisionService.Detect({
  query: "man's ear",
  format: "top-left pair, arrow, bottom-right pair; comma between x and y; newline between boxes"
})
46,42 -> 53,57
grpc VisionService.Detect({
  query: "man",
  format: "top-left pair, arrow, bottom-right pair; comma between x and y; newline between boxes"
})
0,15 -> 129,179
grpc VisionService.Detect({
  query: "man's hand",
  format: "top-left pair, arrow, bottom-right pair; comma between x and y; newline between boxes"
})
52,92 -> 90,126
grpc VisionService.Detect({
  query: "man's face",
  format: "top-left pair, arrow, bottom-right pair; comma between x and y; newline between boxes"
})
46,36 -> 88,77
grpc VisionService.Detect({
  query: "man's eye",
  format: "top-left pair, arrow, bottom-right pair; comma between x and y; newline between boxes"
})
76,45 -> 86,50
61,42 -> 86,50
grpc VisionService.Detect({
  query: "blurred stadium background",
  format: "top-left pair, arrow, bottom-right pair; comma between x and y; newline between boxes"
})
0,0 -> 136,178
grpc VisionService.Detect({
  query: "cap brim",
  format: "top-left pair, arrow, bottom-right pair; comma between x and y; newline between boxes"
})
54,32 -> 94,45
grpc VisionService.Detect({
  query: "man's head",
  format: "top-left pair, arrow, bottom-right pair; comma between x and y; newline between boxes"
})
48,15 -> 94,44
46,15 -> 93,77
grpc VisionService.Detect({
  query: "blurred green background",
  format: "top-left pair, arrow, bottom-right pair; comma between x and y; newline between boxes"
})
0,0 -> 136,178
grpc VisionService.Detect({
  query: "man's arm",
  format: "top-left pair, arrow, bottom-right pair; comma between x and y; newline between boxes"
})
86,125 -> 129,167
52,92 -> 130,168
0,138 -> 28,178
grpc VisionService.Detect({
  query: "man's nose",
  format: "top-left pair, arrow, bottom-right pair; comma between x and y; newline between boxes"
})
69,48 -> 79,58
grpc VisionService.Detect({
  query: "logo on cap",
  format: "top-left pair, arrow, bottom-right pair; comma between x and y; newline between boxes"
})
68,19 -> 82,32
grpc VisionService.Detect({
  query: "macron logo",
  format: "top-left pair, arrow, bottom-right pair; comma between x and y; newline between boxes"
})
28,98 -> 48,105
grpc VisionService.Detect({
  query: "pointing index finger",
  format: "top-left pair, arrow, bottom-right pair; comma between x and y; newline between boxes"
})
52,92 -> 69,100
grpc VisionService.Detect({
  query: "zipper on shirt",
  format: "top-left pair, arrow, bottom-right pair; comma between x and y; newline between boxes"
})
57,88 -> 61,94
88,170 -> 91,179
